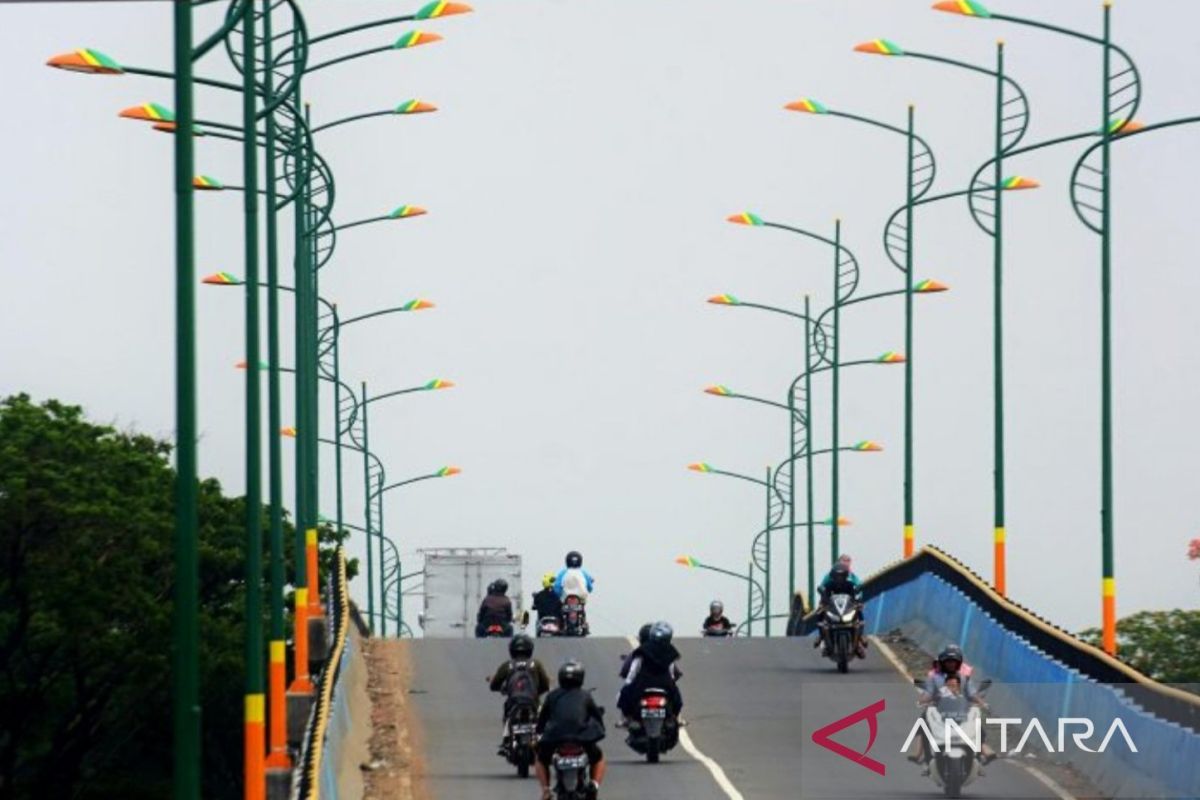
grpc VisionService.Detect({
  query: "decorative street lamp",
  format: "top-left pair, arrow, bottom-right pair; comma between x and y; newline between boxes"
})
782,99 -> 937,560
930,0 -> 1143,659
675,555 -> 765,638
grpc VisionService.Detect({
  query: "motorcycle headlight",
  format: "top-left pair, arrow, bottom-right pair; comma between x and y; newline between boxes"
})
841,612 -> 857,623
825,609 -> 839,621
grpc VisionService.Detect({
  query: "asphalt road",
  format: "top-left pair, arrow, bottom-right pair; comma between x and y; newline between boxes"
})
408,635 -> 1062,800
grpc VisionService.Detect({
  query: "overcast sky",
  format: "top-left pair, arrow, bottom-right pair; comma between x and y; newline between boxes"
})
2,0 -> 1198,637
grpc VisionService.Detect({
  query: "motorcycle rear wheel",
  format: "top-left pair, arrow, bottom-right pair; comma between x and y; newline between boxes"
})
646,738 -> 660,764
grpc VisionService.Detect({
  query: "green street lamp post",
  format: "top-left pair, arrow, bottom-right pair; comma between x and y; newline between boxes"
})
931,0 -> 1144,659
685,463 -> 782,635
782,99 -> 938,559
854,34 -> 1041,596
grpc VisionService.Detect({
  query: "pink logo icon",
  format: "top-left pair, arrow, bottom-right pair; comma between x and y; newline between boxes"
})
811,699 -> 887,776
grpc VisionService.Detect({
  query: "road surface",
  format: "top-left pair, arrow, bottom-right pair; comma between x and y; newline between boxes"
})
407,636 -> 1061,799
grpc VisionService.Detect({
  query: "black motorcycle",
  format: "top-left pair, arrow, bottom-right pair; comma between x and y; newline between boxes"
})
625,688 -> 679,763
818,592 -> 864,673
501,700 -> 538,778
551,743 -> 595,799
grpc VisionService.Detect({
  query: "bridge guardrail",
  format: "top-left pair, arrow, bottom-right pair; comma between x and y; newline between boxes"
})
788,546 -> 1200,797
293,548 -> 350,800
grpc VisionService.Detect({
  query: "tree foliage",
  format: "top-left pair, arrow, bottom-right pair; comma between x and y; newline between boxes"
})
0,395 -> 353,798
1080,609 -> 1200,687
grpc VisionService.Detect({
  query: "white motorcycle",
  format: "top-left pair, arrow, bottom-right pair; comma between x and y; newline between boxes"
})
913,678 -> 992,798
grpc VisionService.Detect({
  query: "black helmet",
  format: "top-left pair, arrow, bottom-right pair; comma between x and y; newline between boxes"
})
938,643 -> 964,670
565,551 -> 583,568
558,659 -> 585,689
637,623 -> 653,644
649,621 -> 674,644
510,633 -> 534,659
486,580 -> 497,594
831,563 -> 850,579
709,600 -> 724,616
494,578 -> 509,595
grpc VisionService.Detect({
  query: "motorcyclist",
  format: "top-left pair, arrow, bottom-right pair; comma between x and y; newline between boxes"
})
554,551 -> 595,603
475,578 -> 514,638
910,644 -> 993,772
814,561 -> 866,657
620,623 -> 682,682
488,633 -> 551,755
535,660 -> 607,800
817,554 -> 862,598
532,572 -> 564,622
701,600 -> 734,635
618,621 -> 683,724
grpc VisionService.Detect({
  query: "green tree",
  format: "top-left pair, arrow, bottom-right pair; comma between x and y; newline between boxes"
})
1080,609 -> 1200,686
0,395 -> 354,798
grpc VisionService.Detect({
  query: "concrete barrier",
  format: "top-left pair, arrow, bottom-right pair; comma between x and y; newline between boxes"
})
787,548 -> 1200,798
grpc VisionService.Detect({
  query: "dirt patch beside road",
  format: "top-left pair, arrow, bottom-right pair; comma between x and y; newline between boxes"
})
363,639 -> 430,800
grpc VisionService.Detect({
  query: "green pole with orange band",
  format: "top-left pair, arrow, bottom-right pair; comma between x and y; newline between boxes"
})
240,3 -> 265,797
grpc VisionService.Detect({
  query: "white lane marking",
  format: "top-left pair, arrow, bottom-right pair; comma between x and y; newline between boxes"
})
623,636 -> 745,800
868,635 -> 913,679
867,636 -> 1079,800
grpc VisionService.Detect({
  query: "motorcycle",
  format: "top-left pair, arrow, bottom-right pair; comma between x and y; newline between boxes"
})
561,595 -> 589,637
818,592 -> 864,673
625,687 -> 678,763
913,678 -> 993,798
551,743 -> 595,799
501,701 -> 538,778
537,616 -> 562,638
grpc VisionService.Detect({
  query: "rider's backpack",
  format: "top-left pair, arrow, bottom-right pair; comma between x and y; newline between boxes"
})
505,660 -> 539,704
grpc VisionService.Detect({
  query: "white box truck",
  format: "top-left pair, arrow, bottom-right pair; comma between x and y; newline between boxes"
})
418,547 -> 523,638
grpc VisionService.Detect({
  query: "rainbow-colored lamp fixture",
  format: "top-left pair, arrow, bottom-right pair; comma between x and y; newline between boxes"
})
1002,176 -> 1040,190
914,279 -> 949,293
193,175 -> 223,191
854,39 -> 905,56
396,99 -> 438,115
784,98 -> 829,114
675,555 -> 699,568
727,212 -> 764,227
390,205 -> 427,219
877,351 -> 906,364
120,102 -> 174,122
704,385 -> 732,397
853,440 -> 883,452
687,462 -> 714,473
46,48 -> 123,74
401,298 -> 435,311
932,0 -> 991,17
436,466 -> 462,477
415,1 -> 474,19
424,379 -> 455,390
708,294 -> 741,306
394,30 -> 443,49
202,271 -> 242,285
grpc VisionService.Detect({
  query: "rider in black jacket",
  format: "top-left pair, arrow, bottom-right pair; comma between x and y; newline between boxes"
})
618,621 -> 682,720
531,572 -> 563,622
535,660 -> 607,800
